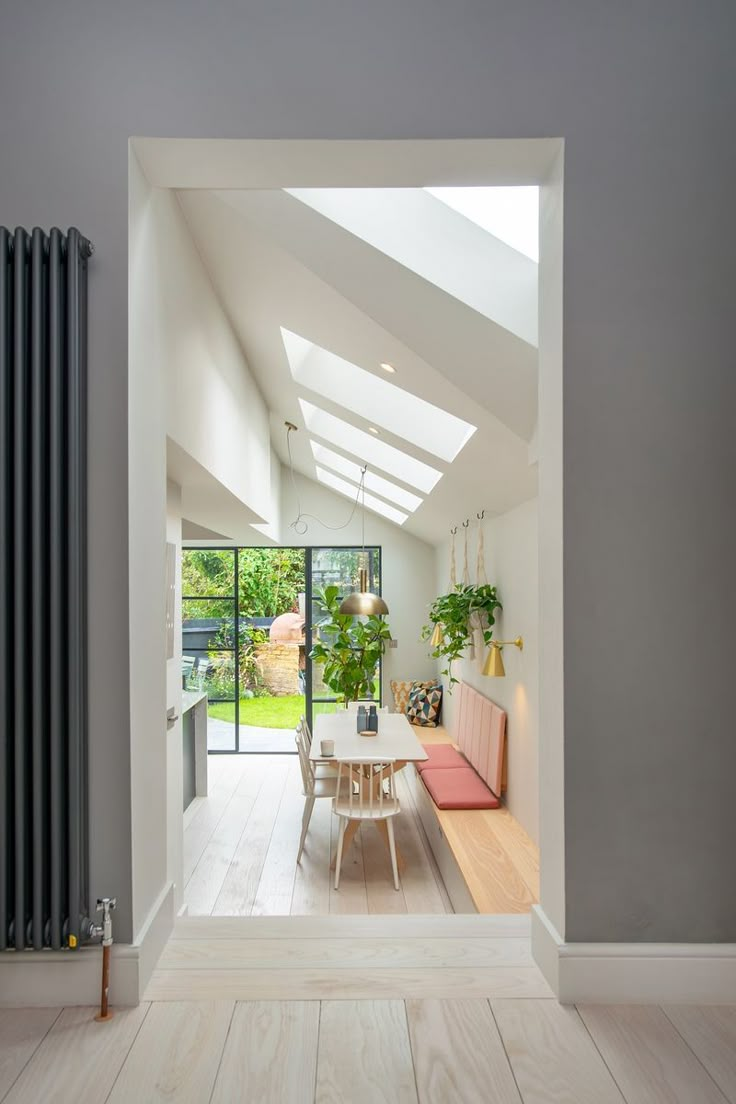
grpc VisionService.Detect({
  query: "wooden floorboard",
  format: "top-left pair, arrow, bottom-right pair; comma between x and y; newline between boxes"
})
144,966 -> 552,1002
406,998 -> 522,1103
211,1001 -> 319,1104
210,758 -> 290,916
170,913 -> 531,939
251,759 -> 304,916
662,1005 -> 736,1103
4,997 -> 736,1103
290,797 -> 333,916
578,1003 -> 730,1104
0,1008 -> 60,1100
106,1001 -> 234,1104
3,1005 -> 149,1104
182,753 -> 539,921
157,935 -> 532,971
316,1000 -> 418,1104
491,999 -> 626,1104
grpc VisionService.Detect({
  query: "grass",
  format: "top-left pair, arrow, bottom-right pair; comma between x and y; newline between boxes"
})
208,694 -> 305,729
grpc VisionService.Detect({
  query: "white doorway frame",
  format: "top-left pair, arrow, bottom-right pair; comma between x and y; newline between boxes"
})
129,136 -> 565,987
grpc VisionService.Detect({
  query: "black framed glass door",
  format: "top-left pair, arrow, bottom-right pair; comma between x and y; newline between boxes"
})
181,544 -> 383,750
306,546 -> 383,726
181,548 -> 240,752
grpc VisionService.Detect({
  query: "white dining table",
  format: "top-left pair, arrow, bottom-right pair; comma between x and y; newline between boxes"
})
310,710 -> 429,766
310,710 -> 428,871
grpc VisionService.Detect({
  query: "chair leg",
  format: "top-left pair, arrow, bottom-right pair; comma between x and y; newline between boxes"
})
387,817 -> 400,891
334,817 -> 347,890
297,797 -> 315,862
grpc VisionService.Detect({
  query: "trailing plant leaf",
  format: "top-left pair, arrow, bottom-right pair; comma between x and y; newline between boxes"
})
309,585 -> 392,702
421,583 -> 502,688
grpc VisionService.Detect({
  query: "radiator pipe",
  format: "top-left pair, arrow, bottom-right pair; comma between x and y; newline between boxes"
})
92,897 -> 116,1021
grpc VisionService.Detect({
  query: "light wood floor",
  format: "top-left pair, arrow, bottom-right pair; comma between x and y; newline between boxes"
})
2,984 -> 735,1103
183,753 -> 454,916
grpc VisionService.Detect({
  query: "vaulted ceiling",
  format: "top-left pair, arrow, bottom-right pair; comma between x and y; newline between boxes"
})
177,185 -> 539,546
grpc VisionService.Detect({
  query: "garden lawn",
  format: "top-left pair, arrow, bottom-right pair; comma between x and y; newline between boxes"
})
208,694 -> 305,729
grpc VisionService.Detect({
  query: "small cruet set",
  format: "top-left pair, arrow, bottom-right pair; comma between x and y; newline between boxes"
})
357,704 -> 379,735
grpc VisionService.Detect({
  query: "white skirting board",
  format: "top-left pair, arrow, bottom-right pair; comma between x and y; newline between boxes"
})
0,882 -> 174,1007
531,905 -> 736,1004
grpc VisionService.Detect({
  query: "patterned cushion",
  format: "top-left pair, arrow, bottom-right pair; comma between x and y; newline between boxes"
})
390,679 -> 436,715
406,682 -> 443,728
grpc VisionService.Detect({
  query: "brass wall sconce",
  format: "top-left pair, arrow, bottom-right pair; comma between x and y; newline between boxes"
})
482,636 -> 524,678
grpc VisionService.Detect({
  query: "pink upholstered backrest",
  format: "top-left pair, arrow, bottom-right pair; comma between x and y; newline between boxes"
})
455,683 -> 506,797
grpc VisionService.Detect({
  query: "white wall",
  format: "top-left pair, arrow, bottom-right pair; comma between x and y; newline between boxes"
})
166,481 -> 184,914
159,201 -> 274,525
128,149 -> 170,939
435,500 -> 539,843
128,152 -> 282,940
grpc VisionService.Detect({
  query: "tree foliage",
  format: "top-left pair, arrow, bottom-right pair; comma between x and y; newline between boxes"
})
182,547 -> 305,617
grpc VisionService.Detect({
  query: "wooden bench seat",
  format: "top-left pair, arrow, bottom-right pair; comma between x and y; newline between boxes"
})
404,694 -> 539,914
408,765 -> 539,913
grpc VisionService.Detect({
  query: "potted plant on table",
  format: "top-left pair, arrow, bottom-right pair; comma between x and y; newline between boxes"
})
309,584 -> 393,703
421,583 -> 502,689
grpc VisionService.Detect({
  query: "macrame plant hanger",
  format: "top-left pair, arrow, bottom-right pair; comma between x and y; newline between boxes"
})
461,520 -> 475,658
449,527 -> 457,589
470,511 -> 488,660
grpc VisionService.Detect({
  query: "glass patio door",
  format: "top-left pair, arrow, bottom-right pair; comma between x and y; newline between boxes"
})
181,548 -> 239,752
306,546 -> 383,727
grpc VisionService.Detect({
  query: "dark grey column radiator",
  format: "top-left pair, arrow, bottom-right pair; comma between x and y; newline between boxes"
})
0,227 -> 93,950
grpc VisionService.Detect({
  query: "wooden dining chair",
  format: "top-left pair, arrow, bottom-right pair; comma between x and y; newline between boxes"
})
333,758 -> 401,891
295,717 -> 340,862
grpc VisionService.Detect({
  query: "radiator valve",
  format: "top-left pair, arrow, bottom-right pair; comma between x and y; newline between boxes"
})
92,897 -> 116,945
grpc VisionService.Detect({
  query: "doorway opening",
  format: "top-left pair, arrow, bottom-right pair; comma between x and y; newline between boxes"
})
129,137 -> 563,937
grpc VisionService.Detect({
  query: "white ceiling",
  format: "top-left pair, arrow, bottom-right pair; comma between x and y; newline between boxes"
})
176,184 -> 539,546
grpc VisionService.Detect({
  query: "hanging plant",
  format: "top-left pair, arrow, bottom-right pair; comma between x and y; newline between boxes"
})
421,583 -> 502,688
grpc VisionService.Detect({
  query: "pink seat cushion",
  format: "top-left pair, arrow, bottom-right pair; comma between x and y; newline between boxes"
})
421,766 -> 500,810
416,744 -> 466,773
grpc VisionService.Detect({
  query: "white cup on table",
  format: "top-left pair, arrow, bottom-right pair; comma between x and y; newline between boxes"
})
320,738 -> 335,757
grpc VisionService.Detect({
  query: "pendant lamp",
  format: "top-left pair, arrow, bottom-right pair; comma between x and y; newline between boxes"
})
429,622 -> 444,648
339,467 -> 389,617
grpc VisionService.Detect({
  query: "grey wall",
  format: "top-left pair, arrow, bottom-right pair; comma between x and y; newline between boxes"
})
2,0 -> 734,944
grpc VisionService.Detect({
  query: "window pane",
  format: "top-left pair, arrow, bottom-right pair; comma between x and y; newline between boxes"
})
182,649 -> 236,701
182,599 -> 236,652
182,549 -> 235,597
309,547 -> 382,708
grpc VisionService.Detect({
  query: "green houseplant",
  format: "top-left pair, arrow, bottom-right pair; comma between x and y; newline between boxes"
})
309,584 -> 393,703
421,583 -> 502,688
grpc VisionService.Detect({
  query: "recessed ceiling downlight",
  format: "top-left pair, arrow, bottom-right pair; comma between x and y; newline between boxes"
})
380,362 -> 396,374
283,328 -> 476,463
368,426 -> 379,435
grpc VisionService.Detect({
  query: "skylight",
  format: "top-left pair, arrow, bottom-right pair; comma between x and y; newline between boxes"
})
315,467 -> 409,526
310,442 -> 423,513
283,329 -> 475,464
299,400 -> 442,494
425,187 -> 539,262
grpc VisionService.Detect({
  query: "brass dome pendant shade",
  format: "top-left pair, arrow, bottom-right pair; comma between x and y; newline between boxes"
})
338,465 -> 389,617
339,567 -> 389,616
482,636 -> 524,678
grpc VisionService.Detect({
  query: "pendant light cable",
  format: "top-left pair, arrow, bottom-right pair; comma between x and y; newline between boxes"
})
286,423 -> 363,535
